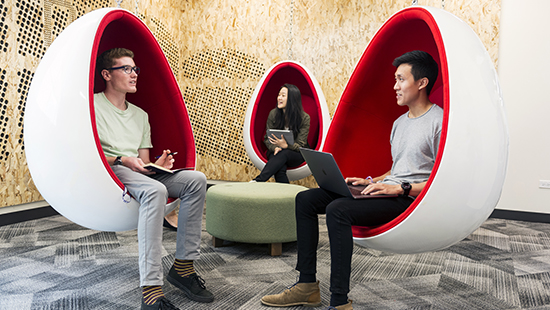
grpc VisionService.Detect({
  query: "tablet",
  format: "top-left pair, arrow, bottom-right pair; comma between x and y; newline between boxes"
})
267,129 -> 294,145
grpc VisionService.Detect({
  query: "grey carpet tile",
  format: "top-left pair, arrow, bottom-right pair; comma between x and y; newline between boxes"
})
447,239 -> 513,262
0,221 -> 35,240
436,275 -> 519,310
482,219 -> 549,238
442,253 -> 520,306
512,250 -> 550,276
516,272 -> 550,308
510,234 -> 550,253
3,215 -> 550,309
2,294 -> 36,309
351,252 -> 447,282
55,241 -> 82,267
32,290 -> 90,310
389,274 -> 442,299
467,227 -> 512,252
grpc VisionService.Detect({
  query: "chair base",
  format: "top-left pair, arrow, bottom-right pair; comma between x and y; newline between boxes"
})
212,236 -> 283,256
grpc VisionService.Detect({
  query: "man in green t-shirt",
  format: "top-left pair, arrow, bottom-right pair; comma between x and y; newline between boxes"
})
95,48 -> 213,310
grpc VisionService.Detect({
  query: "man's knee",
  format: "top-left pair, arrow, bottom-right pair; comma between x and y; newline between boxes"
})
188,170 -> 207,186
326,202 -> 350,225
142,181 -> 169,203
295,189 -> 320,215
175,170 -> 206,189
295,190 -> 310,208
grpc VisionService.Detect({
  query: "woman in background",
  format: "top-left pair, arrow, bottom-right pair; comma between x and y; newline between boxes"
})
253,83 -> 310,183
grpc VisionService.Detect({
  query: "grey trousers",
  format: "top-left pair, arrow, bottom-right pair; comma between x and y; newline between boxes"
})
112,165 -> 207,286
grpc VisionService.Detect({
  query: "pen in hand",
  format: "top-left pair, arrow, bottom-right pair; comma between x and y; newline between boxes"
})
155,152 -> 178,159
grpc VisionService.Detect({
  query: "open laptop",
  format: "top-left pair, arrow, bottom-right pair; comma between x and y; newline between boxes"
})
300,148 -> 398,199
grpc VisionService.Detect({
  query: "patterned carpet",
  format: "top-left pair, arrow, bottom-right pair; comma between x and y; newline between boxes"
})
1,210 -> 550,309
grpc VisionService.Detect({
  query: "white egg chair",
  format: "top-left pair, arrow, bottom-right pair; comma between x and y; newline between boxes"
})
243,61 -> 330,181
25,8 -> 195,232
323,5 -> 508,253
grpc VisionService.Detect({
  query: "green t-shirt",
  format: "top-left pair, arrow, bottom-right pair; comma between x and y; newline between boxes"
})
94,92 -> 152,158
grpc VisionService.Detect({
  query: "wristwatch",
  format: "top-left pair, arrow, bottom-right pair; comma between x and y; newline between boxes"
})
114,156 -> 123,166
401,182 -> 411,196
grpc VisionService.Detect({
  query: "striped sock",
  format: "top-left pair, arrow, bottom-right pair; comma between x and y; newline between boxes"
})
173,259 -> 195,277
142,285 -> 164,305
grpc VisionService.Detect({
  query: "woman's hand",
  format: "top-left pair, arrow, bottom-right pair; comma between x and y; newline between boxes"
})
154,149 -> 175,169
274,147 -> 283,155
268,134 -> 289,149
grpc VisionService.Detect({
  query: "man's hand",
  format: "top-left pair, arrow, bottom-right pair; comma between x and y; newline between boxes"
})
122,156 -> 152,174
360,183 -> 402,196
346,177 -> 400,196
154,149 -> 175,169
345,177 -> 372,186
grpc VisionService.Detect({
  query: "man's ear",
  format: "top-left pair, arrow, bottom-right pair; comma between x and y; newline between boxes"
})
418,77 -> 429,91
101,69 -> 111,82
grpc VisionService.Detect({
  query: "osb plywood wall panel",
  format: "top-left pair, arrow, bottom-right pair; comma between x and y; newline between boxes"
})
138,0 -> 501,188
0,0 -> 501,207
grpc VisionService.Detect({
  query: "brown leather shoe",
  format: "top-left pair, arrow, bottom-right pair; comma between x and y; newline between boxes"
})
326,300 -> 353,310
261,281 -> 321,307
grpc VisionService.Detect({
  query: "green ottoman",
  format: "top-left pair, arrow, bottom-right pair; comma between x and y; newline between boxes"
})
206,182 -> 308,256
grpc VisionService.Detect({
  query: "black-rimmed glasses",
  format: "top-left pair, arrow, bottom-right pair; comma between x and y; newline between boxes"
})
107,65 -> 140,75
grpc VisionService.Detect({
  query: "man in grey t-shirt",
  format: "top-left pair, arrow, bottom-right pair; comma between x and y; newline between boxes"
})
261,51 -> 442,310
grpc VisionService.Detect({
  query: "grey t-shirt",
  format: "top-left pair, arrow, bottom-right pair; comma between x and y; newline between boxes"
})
382,104 -> 443,185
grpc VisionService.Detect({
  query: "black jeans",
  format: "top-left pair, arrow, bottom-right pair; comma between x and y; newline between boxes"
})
254,149 -> 304,183
295,188 -> 413,295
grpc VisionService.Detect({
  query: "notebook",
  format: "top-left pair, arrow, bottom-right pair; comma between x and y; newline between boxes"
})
300,148 -> 398,199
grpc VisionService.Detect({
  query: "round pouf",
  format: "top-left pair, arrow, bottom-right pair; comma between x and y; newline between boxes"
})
206,182 -> 308,256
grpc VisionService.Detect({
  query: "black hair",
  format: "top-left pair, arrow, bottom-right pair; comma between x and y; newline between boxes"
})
392,50 -> 439,95
274,84 -> 304,138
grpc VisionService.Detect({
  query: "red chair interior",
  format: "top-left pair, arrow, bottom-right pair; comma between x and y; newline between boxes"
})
250,62 -> 323,169
323,8 -> 449,239
89,10 -> 196,190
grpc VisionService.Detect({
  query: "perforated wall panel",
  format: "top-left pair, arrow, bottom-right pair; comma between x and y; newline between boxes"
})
183,49 -> 264,80
44,1 -> 79,46
182,49 -> 265,165
0,68 -> 7,161
17,69 -> 33,152
71,0 -> 110,18
185,86 -> 253,165
0,0 -> 8,53
16,0 -> 46,58
151,16 -> 180,77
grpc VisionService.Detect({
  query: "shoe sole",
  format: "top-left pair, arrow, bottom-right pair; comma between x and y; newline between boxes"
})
260,299 -> 321,307
167,275 -> 214,303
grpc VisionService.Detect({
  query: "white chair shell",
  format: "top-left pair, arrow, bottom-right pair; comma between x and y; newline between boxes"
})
326,6 -> 508,254
25,8 -> 185,232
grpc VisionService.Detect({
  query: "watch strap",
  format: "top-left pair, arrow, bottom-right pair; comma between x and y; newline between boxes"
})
401,182 -> 411,196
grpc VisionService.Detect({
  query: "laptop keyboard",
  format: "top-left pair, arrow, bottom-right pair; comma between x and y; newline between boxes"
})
348,185 -> 367,196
